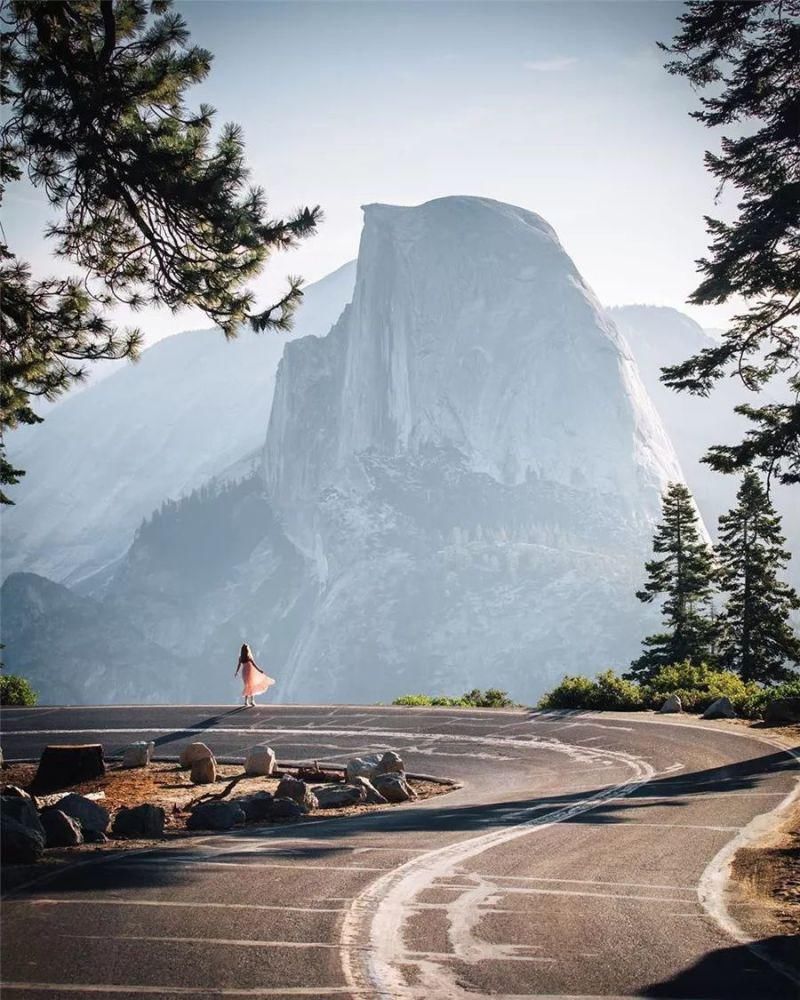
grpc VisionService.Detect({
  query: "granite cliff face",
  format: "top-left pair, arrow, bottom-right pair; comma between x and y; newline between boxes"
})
256,197 -> 683,701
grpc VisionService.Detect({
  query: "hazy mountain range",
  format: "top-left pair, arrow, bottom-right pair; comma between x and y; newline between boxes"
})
2,197 -> 796,705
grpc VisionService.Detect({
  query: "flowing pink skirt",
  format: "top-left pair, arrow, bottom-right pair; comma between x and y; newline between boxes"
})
242,661 -> 275,697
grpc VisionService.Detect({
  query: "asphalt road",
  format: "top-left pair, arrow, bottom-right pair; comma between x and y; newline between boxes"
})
1,704 -> 798,999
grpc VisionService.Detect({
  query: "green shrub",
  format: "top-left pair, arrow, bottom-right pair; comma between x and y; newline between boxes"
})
738,677 -> 800,720
538,671 -> 643,711
392,688 -> 517,708
642,661 -> 760,715
590,670 -> 644,710
392,694 -> 437,706
537,674 -> 597,710
0,673 -> 37,706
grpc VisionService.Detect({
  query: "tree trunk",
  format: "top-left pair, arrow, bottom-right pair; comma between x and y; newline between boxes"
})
32,744 -> 106,791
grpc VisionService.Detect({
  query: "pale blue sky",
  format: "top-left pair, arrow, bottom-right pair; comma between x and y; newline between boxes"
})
4,0 -> 741,344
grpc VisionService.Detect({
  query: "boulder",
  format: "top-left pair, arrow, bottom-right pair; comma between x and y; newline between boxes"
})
372,773 -> 415,803
1,793 -> 46,839
179,742 -> 213,770
702,697 -> 737,720
345,751 -> 405,783
122,741 -> 155,768
50,793 -> 110,834
314,783 -> 367,809
32,744 -> 105,791
244,745 -> 276,777
237,791 -> 274,821
265,797 -> 306,821
112,804 -> 166,838
659,694 -> 683,714
275,776 -> 318,810
352,775 -> 388,805
376,751 -> 405,776
186,801 -> 246,831
2,784 -> 36,803
83,829 -> 108,843
1,814 -> 45,863
764,697 -> 800,724
40,809 -> 83,848
190,756 -> 217,785
344,753 -> 383,783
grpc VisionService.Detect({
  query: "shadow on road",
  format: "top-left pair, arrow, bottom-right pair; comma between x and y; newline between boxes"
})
643,936 -> 800,997
151,707 -> 248,749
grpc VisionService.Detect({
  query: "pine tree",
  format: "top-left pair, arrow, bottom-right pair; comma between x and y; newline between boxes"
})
716,471 -> 800,683
628,482 -> 718,680
1,1 -> 320,502
659,2 -> 800,485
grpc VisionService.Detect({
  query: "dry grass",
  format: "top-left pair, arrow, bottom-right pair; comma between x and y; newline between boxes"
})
730,799 -> 800,940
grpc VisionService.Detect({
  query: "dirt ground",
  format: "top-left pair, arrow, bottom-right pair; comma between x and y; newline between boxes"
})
730,798 -> 800,942
2,760 -> 451,832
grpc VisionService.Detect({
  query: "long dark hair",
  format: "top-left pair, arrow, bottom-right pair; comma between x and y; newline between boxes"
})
240,643 -> 252,663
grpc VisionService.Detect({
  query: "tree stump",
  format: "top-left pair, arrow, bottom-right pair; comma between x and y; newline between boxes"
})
32,744 -> 105,791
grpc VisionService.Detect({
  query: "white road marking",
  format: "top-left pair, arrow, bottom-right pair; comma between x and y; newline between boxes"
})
437,886 -> 696,904
1,725 -> 636,767
121,859 -> 389,873
472,874 -> 697,891
340,739 -> 655,999
66,934 -> 341,949
18,898 -> 345,913
0,984 -> 362,996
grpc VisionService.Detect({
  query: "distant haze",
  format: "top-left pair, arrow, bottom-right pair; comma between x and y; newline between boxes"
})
4,0 -> 743,350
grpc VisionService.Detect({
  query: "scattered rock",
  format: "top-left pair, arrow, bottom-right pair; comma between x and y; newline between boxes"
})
376,751 -> 405,776
352,775 -> 388,805
187,801 -> 246,831
314,783 -> 367,809
1,815 -> 45,863
112,804 -> 166,838
122,741 -> 155,768
33,744 -> 105,791
179,742 -> 213,770
237,791 -> 274,821
1,793 -> 46,839
36,790 -> 105,809
345,753 -> 383,783
50,793 -> 110,834
276,775 -> 318,810
265,797 -> 307,820
190,756 -> 217,785
702,697 -> 737,720
764,697 -> 800,724
372,773 -> 415,802
83,829 -> 108,843
2,784 -> 38,807
345,750 -> 405,783
40,809 -> 83,847
244,745 -> 276,777
659,694 -> 683,714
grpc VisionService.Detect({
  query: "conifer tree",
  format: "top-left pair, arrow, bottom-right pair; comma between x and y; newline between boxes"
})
628,482 -> 718,680
659,2 -> 800,485
0,0 -> 320,502
716,471 -> 800,683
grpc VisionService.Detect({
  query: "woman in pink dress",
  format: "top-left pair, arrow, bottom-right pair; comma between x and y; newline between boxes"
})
235,643 -> 275,708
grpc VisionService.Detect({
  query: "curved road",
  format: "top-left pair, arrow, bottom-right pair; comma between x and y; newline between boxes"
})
1,705 -> 798,999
